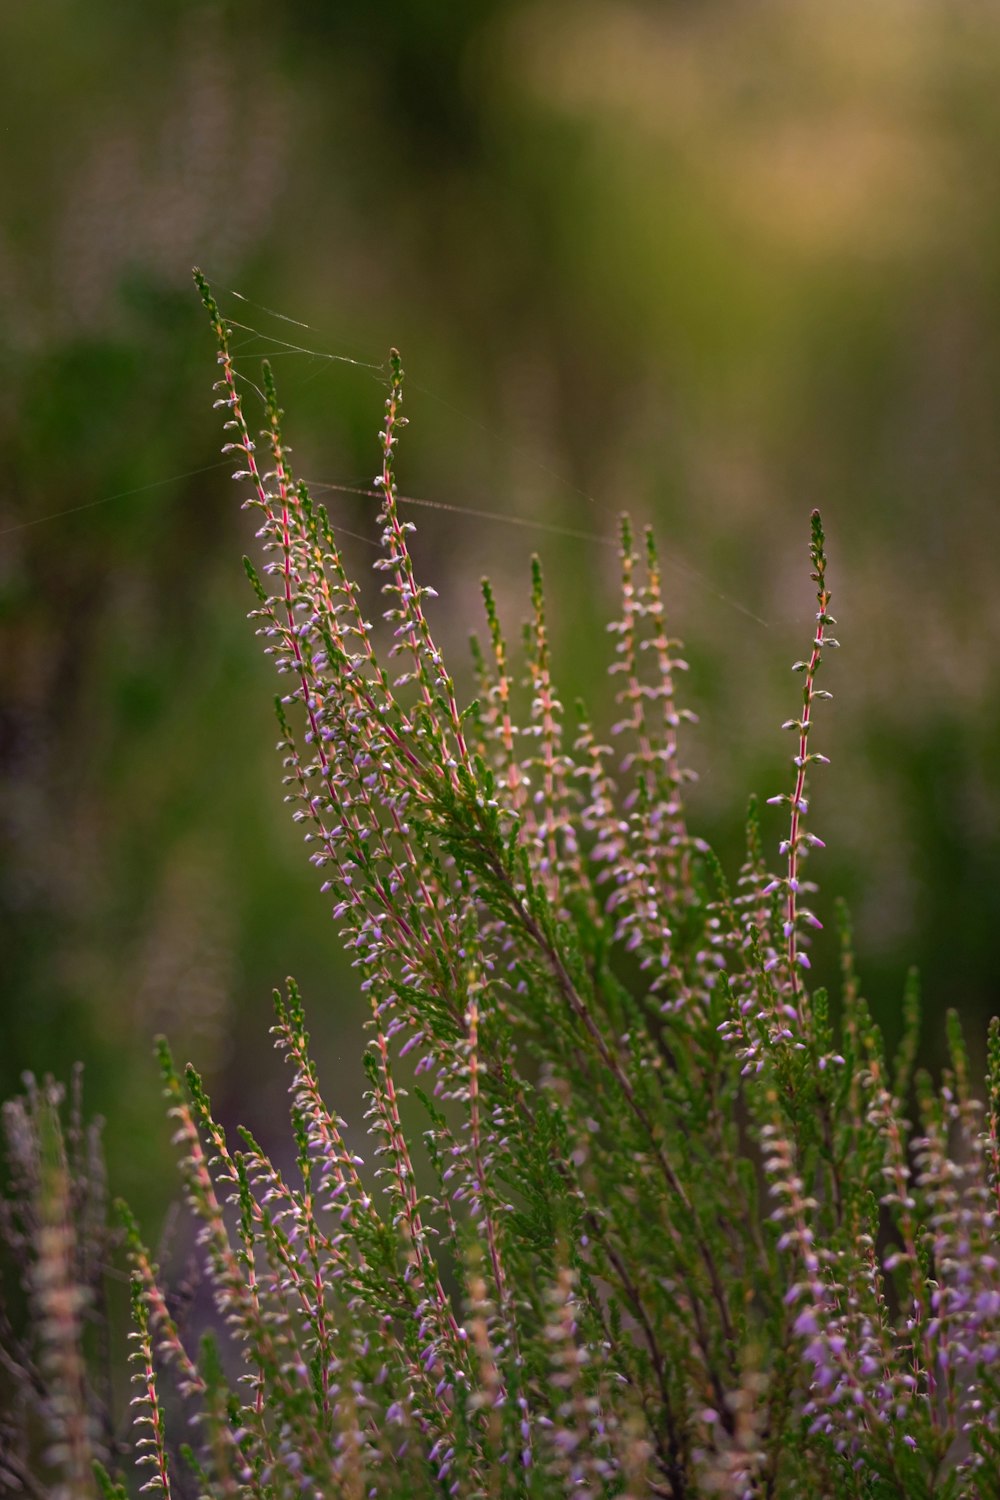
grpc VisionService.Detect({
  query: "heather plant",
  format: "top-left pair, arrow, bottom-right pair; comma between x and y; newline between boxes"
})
0,1069 -> 118,1497
3,271 -> 1000,1498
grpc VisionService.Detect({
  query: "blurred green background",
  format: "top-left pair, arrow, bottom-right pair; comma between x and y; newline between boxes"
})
3,0 -> 1000,1242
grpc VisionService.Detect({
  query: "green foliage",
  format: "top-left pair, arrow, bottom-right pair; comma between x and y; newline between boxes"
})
2,278 -> 1000,1497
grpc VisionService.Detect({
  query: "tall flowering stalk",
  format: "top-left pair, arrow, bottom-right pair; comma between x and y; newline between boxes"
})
0,1072 -> 115,1500
5,275 -> 999,1498
766,508 -> 836,1016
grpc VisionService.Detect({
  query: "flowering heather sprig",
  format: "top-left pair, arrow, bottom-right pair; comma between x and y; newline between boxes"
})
766,509 -> 836,1012
717,516 -> 844,1091
521,556 -> 586,907
603,517 -> 699,978
0,1072 -> 114,1499
374,349 -> 471,775
127,1277 -> 173,1497
10,278 -> 1000,1498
